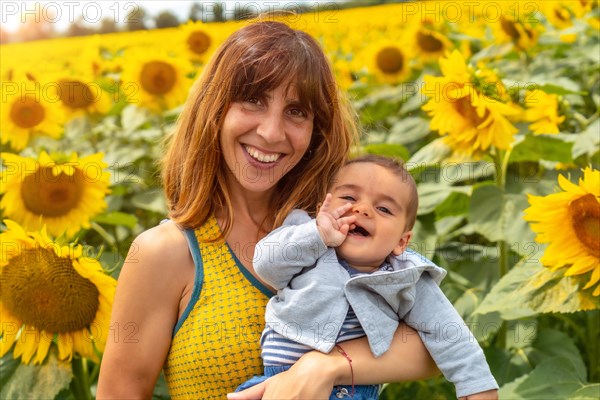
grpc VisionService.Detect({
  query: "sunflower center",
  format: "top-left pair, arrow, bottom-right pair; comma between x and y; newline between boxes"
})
187,31 -> 211,55
501,18 -> 521,40
417,31 -> 444,53
569,194 -> 600,258
9,96 -> 45,129
0,248 -> 99,333
454,96 -> 488,126
58,80 -> 94,109
376,47 -> 404,74
21,167 -> 84,217
140,61 -> 177,95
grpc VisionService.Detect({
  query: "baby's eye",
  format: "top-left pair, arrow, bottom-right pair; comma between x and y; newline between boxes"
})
340,195 -> 355,201
377,206 -> 393,215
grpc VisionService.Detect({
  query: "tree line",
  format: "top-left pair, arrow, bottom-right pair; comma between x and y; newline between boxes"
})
0,1 -> 404,44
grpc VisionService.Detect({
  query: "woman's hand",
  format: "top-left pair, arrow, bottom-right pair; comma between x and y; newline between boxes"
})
227,350 -> 346,399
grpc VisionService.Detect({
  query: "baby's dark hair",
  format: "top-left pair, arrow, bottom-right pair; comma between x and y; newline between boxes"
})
344,154 -> 418,230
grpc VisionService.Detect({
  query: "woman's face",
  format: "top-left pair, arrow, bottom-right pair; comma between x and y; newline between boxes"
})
220,83 -> 314,196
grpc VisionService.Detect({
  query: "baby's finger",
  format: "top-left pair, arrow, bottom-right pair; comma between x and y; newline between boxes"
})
339,224 -> 350,236
333,202 -> 353,218
319,193 -> 333,213
338,215 -> 357,227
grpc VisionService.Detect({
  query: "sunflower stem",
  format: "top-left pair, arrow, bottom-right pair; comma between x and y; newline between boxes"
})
492,149 -> 511,350
72,357 -> 93,400
588,310 -> 600,382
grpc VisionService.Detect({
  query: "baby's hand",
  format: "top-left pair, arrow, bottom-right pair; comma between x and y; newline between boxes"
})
316,194 -> 357,247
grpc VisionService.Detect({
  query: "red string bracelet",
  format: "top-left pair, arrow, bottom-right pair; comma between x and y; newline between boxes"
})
335,344 -> 355,398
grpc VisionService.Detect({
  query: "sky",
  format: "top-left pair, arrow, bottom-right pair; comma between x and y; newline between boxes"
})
0,0 -> 342,33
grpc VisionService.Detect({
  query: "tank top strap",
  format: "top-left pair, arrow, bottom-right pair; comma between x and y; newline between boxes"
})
164,215 -> 272,398
172,228 -> 205,335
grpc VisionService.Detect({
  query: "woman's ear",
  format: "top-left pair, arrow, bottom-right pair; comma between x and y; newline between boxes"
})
392,231 -> 412,256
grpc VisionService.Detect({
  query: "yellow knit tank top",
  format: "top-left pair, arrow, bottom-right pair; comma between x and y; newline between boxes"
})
164,216 -> 272,399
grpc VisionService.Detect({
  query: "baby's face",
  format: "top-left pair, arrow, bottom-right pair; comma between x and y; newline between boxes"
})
329,162 -> 413,271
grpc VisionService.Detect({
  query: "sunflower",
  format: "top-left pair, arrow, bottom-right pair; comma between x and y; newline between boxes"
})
540,1 -> 593,29
524,168 -> 600,296
356,39 -> 411,85
421,50 -> 520,158
45,70 -> 113,118
179,20 -> 216,63
493,15 -> 541,50
119,48 -> 192,112
524,91 -> 565,134
0,78 -> 65,151
408,22 -> 454,65
0,151 -> 111,238
0,220 -> 116,364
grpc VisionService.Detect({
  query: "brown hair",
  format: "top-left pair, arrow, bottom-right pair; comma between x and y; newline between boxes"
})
344,154 -> 419,231
162,21 -> 359,235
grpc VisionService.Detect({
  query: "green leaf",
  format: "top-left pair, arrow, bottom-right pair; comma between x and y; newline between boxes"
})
361,143 -> 410,161
434,192 -> 470,220
408,138 -> 452,166
568,384 -> 600,400
121,105 -> 150,134
497,369 -> 529,399
573,119 -> 600,159
152,371 -> 171,400
417,183 -> 470,215
0,350 -> 20,389
528,329 -> 587,379
93,211 -> 138,229
410,213 -> 437,260
467,184 -> 534,249
387,117 -> 431,145
131,189 -> 167,214
509,135 -> 574,163
475,257 -> 600,319
0,351 -> 73,400
537,84 -> 587,96
471,43 -> 514,63
485,345 -> 534,387
499,356 -> 586,400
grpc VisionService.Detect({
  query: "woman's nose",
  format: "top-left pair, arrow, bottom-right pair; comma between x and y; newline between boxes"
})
256,112 -> 285,143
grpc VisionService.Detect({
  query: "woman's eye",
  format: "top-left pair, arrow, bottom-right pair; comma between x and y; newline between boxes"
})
288,108 -> 306,117
242,97 -> 262,108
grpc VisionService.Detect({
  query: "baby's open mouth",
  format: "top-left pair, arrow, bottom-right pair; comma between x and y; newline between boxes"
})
349,226 -> 369,236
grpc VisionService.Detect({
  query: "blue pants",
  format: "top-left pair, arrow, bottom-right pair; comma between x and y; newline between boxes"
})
236,365 -> 380,399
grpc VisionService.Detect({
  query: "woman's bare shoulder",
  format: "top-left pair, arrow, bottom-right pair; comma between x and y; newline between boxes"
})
119,221 -> 193,290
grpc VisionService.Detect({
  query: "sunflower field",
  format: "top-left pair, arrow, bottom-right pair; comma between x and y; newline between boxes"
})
1,1 -> 599,399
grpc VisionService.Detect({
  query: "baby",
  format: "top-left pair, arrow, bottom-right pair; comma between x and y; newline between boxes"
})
237,155 -> 498,399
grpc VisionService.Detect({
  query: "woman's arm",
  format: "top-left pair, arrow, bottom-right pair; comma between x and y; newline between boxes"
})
228,323 -> 439,399
97,223 -> 192,399
334,322 -> 440,384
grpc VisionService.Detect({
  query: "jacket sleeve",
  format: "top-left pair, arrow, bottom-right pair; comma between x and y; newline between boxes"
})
253,210 -> 328,290
403,274 -> 499,398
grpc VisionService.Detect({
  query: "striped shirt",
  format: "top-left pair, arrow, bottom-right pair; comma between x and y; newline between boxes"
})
261,261 -> 394,366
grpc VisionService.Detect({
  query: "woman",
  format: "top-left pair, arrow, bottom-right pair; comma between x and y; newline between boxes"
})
97,20 -> 438,399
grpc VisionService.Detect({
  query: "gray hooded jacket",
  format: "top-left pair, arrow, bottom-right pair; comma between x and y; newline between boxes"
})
254,210 -> 498,397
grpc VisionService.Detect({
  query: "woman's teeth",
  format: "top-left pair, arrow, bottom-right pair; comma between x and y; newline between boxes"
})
245,145 -> 281,163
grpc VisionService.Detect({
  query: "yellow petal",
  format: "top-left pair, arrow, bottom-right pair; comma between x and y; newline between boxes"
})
33,332 -> 53,365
